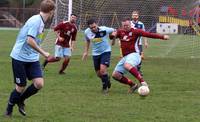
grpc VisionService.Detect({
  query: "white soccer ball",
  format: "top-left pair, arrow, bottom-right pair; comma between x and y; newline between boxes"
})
138,86 -> 150,96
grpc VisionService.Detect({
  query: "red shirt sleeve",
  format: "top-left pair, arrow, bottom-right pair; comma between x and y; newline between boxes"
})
54,22 -> 64,31
133,29 -> 164,39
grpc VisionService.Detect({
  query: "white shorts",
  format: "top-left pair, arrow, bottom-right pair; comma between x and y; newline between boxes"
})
55,45 -> 71,58
114,52 -> 141,74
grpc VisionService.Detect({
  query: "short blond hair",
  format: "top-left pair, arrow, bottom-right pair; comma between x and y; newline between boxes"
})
132,10 -> 139,15
40,0 -> 55,13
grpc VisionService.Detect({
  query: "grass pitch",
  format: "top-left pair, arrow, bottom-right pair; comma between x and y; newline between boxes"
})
0,30 -> 200,122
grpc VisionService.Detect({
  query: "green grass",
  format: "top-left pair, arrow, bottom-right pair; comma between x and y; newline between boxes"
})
0,30 -> 200,122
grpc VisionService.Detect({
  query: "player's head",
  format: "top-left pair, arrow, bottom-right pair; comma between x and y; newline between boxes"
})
87,18 -> 98,33
121,17 -> 131,31
70,14 -> 77,23
132,10 -> 139,21
40,0 -> 55,19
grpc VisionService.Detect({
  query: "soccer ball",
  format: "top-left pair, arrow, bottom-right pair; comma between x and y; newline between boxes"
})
138,86 -> 150,96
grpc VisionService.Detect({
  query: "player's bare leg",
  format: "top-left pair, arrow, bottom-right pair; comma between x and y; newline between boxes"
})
17,78 -> 43,116
59,56 -> 70,74
112,71 -> 138,93
5,85 -> 25,117
95,64 -> 110,94
124,63 -> 148,86
137,52 -> 144,76
42,56 -> 61,69
137,61 -> 143,76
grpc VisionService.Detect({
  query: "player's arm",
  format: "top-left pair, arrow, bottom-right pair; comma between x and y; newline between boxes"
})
82,35 -> 90,61
105,27 -> 115,34
55,30 -> 64,42
136,29 -> 169,40
27,36 -> 49,58
109,30 -> 119,45
82,41 -> 90,61
70,40 -> 76,51
70,30 -> 77,51
54,23 -> 64,42
142,24 -> 148,48
109,31 -> 117,45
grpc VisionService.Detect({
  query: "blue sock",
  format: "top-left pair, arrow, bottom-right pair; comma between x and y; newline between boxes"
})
7,89 -> 21,112
20,84 -> 39,102
9,89 -> 21,104
101,74 -> 109,89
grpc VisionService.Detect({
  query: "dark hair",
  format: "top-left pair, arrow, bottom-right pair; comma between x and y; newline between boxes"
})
87,18 -> 96,26
40,0 -> 55,13
71,14 -> 77,17
122,17 -> 131,22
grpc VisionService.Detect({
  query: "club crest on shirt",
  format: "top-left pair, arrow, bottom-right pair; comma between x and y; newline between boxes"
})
64,31 -> 71,36
123,35 -> 128,40
71,28 -> 74,32
129,32 -> 133,36
100,32 -> 104,37
89,34 -> 95,39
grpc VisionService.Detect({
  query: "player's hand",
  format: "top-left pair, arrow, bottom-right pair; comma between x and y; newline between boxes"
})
163,35 -> 169,40
43,51 -> 50,58
58,37 -> 64,42
111,31 -> 117,36
82,52 -> 88,61
70,46 -> 74,52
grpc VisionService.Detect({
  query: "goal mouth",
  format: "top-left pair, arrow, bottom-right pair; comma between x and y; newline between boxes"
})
42,0 -> 200,58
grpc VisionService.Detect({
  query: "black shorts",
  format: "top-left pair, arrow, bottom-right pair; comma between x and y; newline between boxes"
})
92,52 -> 111,71
12,58 -> 43,86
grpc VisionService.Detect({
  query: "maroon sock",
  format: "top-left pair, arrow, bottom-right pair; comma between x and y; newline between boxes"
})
119,76 -> 134,86
47,56 -> 60,63
129,67 -> 144,83
59,59 -> 69,72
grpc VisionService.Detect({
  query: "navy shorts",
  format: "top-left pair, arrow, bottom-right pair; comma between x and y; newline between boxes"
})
92,52 -> 111,71
138,45 -> 143,54
12,58 -> 43,86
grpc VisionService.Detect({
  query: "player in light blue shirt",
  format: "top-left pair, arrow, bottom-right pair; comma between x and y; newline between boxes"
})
82,18 -> 115,94
5,0 -> 55,117
10,14 -> 45,62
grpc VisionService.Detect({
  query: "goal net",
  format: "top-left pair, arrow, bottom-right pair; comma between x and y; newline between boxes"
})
42,0 -> 71,54
43,0 -> 200,58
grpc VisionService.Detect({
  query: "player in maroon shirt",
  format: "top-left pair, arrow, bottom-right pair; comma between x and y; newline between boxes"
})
43,14 -> 77,74
111,17 -> 169,93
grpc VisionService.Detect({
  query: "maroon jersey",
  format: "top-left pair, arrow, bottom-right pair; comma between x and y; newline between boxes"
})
54,21 -> 77,48
117,28 -> 164,57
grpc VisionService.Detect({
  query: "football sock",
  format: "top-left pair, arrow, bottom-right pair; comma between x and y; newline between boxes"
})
6,102 -> 14,114
119,76 -> 134,86
8,89 -> 21,105
59,59 -> 69,73
129,67 -> 144,83
101,74 -> 109,89
20,84 -> 39,102
107,75 -> 111,88
6,89 -> 21,112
